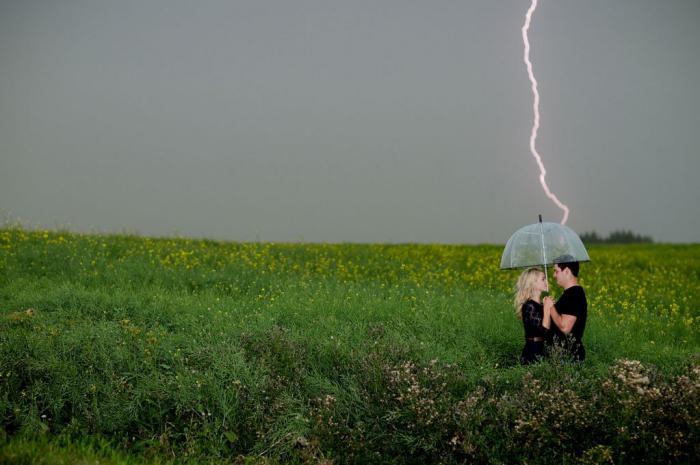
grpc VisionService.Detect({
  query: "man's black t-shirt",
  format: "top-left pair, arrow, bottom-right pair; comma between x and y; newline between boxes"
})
551,285 -> 587,361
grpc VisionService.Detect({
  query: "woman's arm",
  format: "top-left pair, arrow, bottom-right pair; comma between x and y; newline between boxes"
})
523,302 -> 549,336
542,301 -> 551,330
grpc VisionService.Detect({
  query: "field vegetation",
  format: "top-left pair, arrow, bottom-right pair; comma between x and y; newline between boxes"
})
1,228 -> 699,464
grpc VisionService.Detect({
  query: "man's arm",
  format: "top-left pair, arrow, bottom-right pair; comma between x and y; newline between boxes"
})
544,298 -> 577,335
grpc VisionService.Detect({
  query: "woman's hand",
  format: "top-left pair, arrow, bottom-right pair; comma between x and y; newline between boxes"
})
542,297 -> 553,329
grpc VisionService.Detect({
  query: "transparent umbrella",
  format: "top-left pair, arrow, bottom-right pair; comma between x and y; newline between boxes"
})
500,216 -> 590,289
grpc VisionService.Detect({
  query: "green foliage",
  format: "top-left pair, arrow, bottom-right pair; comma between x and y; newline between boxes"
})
0,228 -> 699,464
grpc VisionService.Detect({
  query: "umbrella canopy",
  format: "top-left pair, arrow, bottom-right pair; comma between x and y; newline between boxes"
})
500,221 -> 590,269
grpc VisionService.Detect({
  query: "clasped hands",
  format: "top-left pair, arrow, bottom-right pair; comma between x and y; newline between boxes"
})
543,296 -> 554,314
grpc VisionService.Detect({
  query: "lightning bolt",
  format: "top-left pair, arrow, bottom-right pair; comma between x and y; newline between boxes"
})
522,0 -> 570,224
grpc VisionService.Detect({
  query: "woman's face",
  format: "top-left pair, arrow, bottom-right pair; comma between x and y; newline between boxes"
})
534,272 -> 548,293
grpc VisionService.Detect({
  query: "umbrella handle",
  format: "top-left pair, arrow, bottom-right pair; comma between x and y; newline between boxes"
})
539,215 -> 549,292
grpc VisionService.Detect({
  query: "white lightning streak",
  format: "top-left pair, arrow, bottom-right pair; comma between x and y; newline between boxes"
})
522,0 -> 570,224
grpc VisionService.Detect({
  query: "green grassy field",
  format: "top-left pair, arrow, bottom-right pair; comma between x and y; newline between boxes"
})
1,228 -> 699,464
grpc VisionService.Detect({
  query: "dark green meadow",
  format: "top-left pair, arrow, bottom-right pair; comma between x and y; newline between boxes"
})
1,228 -> 699,464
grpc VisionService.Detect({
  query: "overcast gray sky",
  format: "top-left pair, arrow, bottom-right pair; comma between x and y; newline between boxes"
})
1,0 -> 699,243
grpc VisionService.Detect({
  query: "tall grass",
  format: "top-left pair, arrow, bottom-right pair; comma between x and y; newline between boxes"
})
1,228 -> 698,463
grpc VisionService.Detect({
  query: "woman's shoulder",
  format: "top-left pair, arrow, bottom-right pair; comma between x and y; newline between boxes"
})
522,299 -> 542,310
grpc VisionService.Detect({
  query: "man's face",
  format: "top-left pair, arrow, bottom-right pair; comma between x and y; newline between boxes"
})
553,264 -> 567,287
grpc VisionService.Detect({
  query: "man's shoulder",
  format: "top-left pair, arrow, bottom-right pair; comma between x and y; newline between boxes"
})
566,285 -> 586,298
557,286 -> 587,315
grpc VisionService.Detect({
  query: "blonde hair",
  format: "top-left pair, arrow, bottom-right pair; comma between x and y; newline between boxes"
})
514,267 -> 544,319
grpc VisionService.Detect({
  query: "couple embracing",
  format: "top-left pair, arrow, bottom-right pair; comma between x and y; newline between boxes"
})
515,255 -> 587,364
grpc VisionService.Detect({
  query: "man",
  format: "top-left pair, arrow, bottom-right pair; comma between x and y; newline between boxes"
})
543,255 -> 587,362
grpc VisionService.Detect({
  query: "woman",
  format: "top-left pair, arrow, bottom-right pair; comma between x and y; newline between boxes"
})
514,267 -> 551,365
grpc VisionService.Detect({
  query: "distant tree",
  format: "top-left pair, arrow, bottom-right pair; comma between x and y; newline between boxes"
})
581,229 -> 653,244
607,229 -> 653,244
580,231 -> 603,244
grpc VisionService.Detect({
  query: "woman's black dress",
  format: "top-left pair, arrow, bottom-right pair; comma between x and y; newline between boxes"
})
521,299 -> 549,365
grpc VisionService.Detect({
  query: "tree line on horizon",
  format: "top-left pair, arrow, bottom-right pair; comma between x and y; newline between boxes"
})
580,229 -> 654,244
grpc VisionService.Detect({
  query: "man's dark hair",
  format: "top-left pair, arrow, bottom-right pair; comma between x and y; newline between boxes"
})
554,254 -> 579,277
